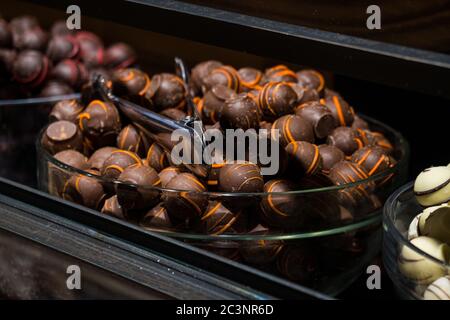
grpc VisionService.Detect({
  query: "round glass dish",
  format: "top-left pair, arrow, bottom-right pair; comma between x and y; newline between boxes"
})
383,182 -> 450,300
37,115 -> 409,296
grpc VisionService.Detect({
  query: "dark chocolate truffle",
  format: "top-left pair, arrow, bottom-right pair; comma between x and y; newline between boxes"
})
51,59 -> 88,89
75,31 -> 104,68
321,95 -> 355,127
163,172 -> 208,221
296,69 -> 325,94
203,65 -> 240,93
327,126 -> 364,156
289,83 -> 320,105
200,201 -> 246,235
54,149 -> 88,170
12,26 -> 48,51
87,146 -> 118,172
10,16 -> 38,32
190,60 -> 223,95
295,101 -> 336,139
199,85 -> 236,123
101,149 -> 143,179
50,20 -> 72,36
78,99 -> 122,149
239,225 -> 284,265
271,114 -> 314,147
238,67 -> 263,91
328,161 -> 369,186
218,163 -> 264,193
258,82 -> 298,118
159,166 -> 182,187
145,142 -> 169,172
49,149 -> 88,196
117,124 -> 150,157
146,73 -> 186,110
104,42 -> 136,69
260,179 -> 306,229
264,65 -> 297,83
220,93 -> 260,130
101,195 -> 126,220
49,99 -> 84,123
116,164 -> 161,210
318,144 -> 345,174
351,146 -> 390,176
371,132 -> 394,154
12,50 -> 49,87
41,120 -> 84,154
112,68 -> 151,103
62,172 -> 106,210
285,141 -> 322,176
140,203 -> 172,230
46,35 -> 80,62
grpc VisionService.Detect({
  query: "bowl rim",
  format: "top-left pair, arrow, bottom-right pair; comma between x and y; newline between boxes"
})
37,113 -> 410,196
383,181 -> 450,268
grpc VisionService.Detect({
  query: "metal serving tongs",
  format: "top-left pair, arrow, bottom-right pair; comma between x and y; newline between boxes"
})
92,66 -> 210,178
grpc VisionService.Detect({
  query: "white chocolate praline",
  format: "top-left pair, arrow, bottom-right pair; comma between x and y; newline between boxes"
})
398,236 -> 450,285
414,166 -> 450,207
407,204 -> 448,240
423,276 -> 450,300
420,205 -> 450,245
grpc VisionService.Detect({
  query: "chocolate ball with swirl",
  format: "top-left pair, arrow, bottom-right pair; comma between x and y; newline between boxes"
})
260,179 -> 306,230
101,195 -> 126,220
145,73 -> 186,110
46,35 -> 80,62
202,65 -> 240,93
327,126 -> 364,156
220,93 -> 260,130
112,68 -> 152,107
285,141 -> 322,176
159,166 -> 182,187
239,224 -> 284,265
12,50 -> 50,87
238,67 -> 264,92
145,142 -> 170,172
198,85 -> 236,124
296,69 -> 325,95
101,149 -> 143,180
75,31 -> 104,68
218,163 -> 264,193
321,94 -> 355,127
116,163 -> 161,210
116,124 -> 151,158
289,83 -> 320,105
318,144 -> 345,174
200,201 -> 247,235
12,26 -> 48,51
258,82 -> 298,118
49,99 -> 84,123
51,59 -> 88,89
295,101 -> 336,139
351,146 -> 390,176
104,42 -> 137,69
370,131 -> 394,155
271,114 -> 314,147
62,171 -> 107,210
264,65 -> 297,83
140,203 -> 172,230
78,100 -> 122,150
190,60 -> 223,95
328,161 -> 369,186
87,146 -> 118,172
163,172 -> 208,223
41,120 -> 84,154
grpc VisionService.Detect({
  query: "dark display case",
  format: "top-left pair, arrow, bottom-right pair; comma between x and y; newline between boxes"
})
0,0 -> 448,300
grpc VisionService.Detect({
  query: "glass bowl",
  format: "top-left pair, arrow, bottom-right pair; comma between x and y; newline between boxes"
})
37,115 -> 409,296
383,182 -> 450,300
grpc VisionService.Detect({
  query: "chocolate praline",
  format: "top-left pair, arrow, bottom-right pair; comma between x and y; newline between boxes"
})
285,141 -> 322,176
202,65 -> 240,93
328,161 -> 369,186
271,114 -> 314,147
190,60 -> 223,95
159,166 -> 182,187
49,99 -> 84,123
145,142 -> 169,172
295,101 -> 336,139
50,20 -> 73,36
371,132 -> 394,154
12,50 -> 49,87
87,146 -> 118,172
12,26 -> 48,51
260,179 -> 306,229
49,149 -> 88,196
162,172 -> 208,222
238,67 -> 263,91
101,150 -> 143,180
200,201 -> 246,235
54,149 -> 88,170
104,42 -> 136,69
116,164 -> 161,210
146,73 -> 186,110
101,195 -> 126,220
327,126 -> 364,156
351,146 -> 390,176
46,35 -> 79,62
62,171 -> 106,210
289,83 -> 320,105
352,115 -> 369,130
220,93 -> 260,130
318,144 -> 345,174
117,124 -> 150,158
10,16 -> 38,32
264,65 -> 297,83
77,99 -> 122,149
199,85 -> 236,124
41,120 -> 84,154
75,31 -> 104,68
51,59 -> 88,89
258,82 -> 298,118
140,203 -> 172,230
321,94 -> 355,127
296,69 -> 325,94
112,68 -> 152,106
218,163 -> 264,193
160,108 -> 187,121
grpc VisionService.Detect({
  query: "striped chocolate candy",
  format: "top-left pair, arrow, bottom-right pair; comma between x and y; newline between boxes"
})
414,166 -> 450,207
238,67 -> 264,91
116,124 -> 149,157
112,68 -> 151,97
159,166 -> 182,188
285,141 -> 322,176
327,126 -> 364,156
272,114 -> 314,147
101,149 -> 143,179
258,82 -> 298,118
145,73 -> 186,110
328,161 -> 369,186
296,69 -> 325,94
218,163 -> 264,193
202,65 -> 241,93
145,142 -> 169,172
264,65 -> 297,83
200,201 -> 246,235
351,146 -> 390,176
321,94 -> 354,127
